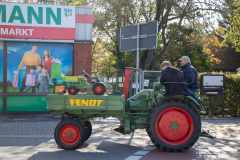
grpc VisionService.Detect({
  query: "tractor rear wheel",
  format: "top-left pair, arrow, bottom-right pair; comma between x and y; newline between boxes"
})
83,121 -> 92,141
54,119 -> 86,150
146,99 -> 201,152
68,86 -> 78,95
92,84 -> 106,95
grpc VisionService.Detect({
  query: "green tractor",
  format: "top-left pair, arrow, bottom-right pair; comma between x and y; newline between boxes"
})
62,70 -> 106,95
47,68 -> 214,152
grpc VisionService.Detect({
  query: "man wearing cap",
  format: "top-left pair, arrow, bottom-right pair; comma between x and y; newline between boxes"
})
160,61 -> 189,97
179,56 -> 206,114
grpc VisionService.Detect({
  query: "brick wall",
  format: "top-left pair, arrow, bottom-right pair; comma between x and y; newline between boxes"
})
73,43 -> 92,83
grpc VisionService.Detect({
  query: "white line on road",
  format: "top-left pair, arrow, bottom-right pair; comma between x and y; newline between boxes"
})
134,151 -> 150,155
125,156 -> 143,160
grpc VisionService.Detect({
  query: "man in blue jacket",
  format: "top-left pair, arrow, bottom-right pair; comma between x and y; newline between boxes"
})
179,56 -> 206,114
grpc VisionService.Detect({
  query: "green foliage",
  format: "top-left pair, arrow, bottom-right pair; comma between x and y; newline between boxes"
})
220,0 -> 240,52
92,0 -> 221,70
161,24 -> 212,72
199,72 -> 240,116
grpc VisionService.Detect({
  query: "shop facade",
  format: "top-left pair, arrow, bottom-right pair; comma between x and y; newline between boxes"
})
0,2 -> 93,115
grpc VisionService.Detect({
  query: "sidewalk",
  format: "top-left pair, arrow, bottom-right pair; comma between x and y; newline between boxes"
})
0,116 -> 60,136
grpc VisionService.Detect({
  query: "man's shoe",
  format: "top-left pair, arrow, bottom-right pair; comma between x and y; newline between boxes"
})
199,110 -> 206,114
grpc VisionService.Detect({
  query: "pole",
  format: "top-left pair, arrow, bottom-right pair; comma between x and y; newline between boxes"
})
136,21 -> 140,93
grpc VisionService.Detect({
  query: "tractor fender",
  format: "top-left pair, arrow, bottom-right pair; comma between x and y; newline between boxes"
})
157,95 -> 201,111
93,82 -> 107,87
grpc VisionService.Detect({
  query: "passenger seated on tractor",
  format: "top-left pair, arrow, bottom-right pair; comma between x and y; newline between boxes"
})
179,56 -> 206,114
160,61 -> 189,97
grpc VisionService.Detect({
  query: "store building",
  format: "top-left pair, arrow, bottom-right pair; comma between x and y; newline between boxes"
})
0,2 -> 93,115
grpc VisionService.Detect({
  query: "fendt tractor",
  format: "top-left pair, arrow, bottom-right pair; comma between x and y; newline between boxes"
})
62,70 -> 106,95
47,67 -> 215,152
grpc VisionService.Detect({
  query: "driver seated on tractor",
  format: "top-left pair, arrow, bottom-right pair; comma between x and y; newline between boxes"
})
160,61 -> 189,97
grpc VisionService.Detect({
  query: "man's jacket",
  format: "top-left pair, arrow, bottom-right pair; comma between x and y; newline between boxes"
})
181,62 -> 199,90
160,67 -> 189,97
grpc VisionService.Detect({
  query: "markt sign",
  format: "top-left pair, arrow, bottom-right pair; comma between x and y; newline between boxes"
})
0,3 -> 75,40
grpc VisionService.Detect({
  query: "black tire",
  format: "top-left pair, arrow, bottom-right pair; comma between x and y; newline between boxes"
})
54,119 -> 86,150
146,99 -> 201,152
68,86 -> 78,95
83,121 -> 92,141
92,83 -> 106,95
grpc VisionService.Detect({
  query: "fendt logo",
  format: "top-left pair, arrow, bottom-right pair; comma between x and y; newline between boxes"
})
69,99 -> 103,107
64,8 -> 73,17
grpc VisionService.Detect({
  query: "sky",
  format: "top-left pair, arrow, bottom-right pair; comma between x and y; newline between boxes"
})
6,41 -> 73,84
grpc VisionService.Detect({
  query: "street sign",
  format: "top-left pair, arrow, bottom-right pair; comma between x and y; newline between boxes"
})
120,21 -> 158,39
120,21 -> 158,52
120,35 -> 158,52
120,20 -> 158,94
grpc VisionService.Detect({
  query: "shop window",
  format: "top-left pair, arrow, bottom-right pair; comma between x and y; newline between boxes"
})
7,42 -> 73,93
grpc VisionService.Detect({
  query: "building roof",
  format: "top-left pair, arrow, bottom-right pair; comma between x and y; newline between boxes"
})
211,35 -> 240,72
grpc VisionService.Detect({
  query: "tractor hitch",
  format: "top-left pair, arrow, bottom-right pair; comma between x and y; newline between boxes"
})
200,130 -> 216,139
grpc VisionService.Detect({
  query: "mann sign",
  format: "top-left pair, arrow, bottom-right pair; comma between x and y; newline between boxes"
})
0,3 -> 75,40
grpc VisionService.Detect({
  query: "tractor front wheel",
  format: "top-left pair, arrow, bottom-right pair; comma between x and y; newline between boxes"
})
54,119 -> 86,150
92,84 -> 106,95
146,99 -> 201,152
68,86 -> 78,95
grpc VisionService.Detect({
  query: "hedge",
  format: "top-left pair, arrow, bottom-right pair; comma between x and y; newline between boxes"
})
198,72 -> 240,117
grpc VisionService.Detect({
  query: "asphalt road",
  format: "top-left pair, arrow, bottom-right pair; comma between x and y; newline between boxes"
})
0,118 -> 239,160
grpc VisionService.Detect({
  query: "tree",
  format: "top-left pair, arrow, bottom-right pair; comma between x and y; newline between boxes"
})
218,0 -> 240,52
93,0 -> 223,70
160,24 -> 213,72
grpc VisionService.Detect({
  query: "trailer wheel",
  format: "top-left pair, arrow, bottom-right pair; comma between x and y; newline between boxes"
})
83,121 -> 92,141
92,84 -> 106,95
146,99 -> 201,152
54,119 -> 86,150
68,86 -> 78,95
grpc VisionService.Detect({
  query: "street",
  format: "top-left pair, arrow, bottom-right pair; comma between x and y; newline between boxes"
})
0,118 -> 239,160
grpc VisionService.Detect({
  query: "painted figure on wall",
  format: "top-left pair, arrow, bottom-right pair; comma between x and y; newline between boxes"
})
41,49 -> 58,92
17,44 -> 41,93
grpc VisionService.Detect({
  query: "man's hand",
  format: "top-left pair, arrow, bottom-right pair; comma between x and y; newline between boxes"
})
30,69 -> 33,74
17,68 -> 20,71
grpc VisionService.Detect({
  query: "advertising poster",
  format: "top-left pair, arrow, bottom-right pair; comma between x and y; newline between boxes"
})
0,41 -> 3,92
7,42 -> 73,93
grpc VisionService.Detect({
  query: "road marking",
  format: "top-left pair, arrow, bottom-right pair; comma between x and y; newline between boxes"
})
125,145 -> 154,160
134,151 -> 150,155
142,146 -> 156,150
125,156 -> 142,160
0,135 -> 53,138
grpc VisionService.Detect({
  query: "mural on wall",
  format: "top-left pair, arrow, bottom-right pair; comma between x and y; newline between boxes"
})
0,41 -> 3,92
7,42 -> 73,93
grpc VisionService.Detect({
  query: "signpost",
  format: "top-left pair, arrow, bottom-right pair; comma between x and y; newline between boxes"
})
120,21 -> 158,93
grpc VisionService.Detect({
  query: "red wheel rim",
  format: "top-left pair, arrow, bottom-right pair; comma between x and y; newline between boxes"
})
69,88 -> 76,94
60,125 -> 80,145
95,86 -> 103,93
155,107 -> 194,145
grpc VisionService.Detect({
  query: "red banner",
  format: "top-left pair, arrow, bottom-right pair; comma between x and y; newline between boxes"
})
0,25 -> 75,40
